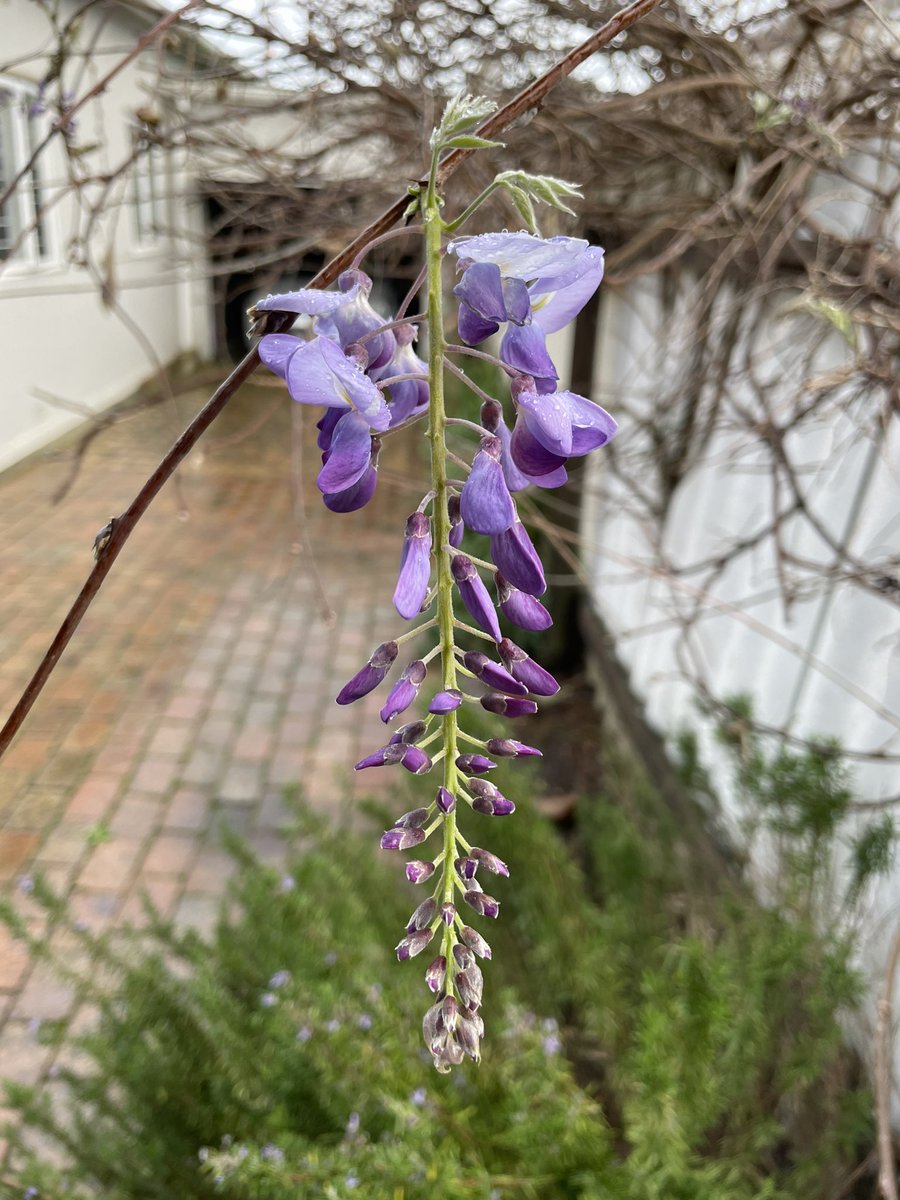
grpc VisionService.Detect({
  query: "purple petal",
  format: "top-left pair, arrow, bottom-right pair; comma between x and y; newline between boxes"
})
502,275 -> 531,325
315,269 -> 396,370
485,738 -> 543,758
316,408 -> 343,453
448,232 -> 589,281
499,638 -> 560,696
487,403 -> 531,493
462,650 -> 527,696
453,262 -> 507,324
259,333 -> 303,379
509,418 -> 567,478
393,512 -> 433,619
381,827 -> 427,851
513,379 -> 573,457
317,412 -> 372,494
286,336 -> 390,432
500,324 -> 558,390
436,787 -> 456,814
489,521 -> 546,597
456,755 -> 497,775
255,288 -> 349,317
400,745 -> 433,775
429,689 -> 464,714
480,694 -> 538,718
336,641 -> 397,705
458,302 -> 499,347
563,392 -> 618,454
451,556 -> 501,641
496,573 -> 553,631
460,437 -> 517,535
322,465 -> 378,513
530,246 -> 604,334
448,495 -> 465,547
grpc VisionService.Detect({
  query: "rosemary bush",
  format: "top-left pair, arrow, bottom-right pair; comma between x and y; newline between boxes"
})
1,728 -> 880,1199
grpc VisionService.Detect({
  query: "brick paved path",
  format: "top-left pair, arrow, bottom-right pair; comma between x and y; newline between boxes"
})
0,374 -> 425,1092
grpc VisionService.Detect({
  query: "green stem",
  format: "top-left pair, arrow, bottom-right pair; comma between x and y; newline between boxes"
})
443,179 -> 502,233
424,155 -> 462,972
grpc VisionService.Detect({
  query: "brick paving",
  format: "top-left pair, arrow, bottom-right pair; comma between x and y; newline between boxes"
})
0,373 -> 427,1091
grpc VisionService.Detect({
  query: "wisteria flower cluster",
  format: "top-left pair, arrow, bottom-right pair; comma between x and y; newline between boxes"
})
253,95 -> 616,1071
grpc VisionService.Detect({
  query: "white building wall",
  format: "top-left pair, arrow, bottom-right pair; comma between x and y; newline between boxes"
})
583,266 -> 900,1102
0,0 -> 215,472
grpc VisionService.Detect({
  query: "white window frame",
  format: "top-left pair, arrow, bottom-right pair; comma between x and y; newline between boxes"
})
0,78 -> 52,267
132,121 -> 167,246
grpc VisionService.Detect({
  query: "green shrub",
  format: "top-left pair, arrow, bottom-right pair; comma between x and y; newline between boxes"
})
0,730 -> 878,1199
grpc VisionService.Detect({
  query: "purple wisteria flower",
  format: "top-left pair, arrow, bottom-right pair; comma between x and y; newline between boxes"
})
336,641 -> 398,705
394,512 -> 432,619
459,435 -> 516,535
381,660 -> 427,722
450,555 -> 501,640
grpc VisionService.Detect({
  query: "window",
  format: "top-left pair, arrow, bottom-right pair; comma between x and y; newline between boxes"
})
0,82 -> 50,264
132,121 -> 166,243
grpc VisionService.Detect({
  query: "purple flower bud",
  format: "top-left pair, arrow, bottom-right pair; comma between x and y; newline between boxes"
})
389,721 -> 427,745
480,399 -> 504,430
470,847 -> 510,877
498,638 -> 560,697
423,1001 -> 443,1050
393,512 -> 433,620
407,897 -> 437,932
454,856 -> 478,881
400,745 -> 433,775
441,993 -> 461,1032
436,787 -> 456,814
393,807 -> 429,830
452,943 -> 475,972
396,928 -> 434,960
456,754 -> 497,775
380,660 -> 427,722
480,694 -> 539,718
380,827 -> 427,851
455,966 -> 484,1011
485,737 -> 543,758
460,925 -> 492,959
469,779 -> 516,816
460,435 -> 517,535
464,890 -> 499,918
496,572 -> 553,631
355,743 -> 406,770
456,1016 -> 482,1063
451,556 -> 501,641
425,955 -> 447,993
336,641 -> 398,705
441,902 -> 456,926
429,689 -> 464,714
448,495 -> 464,548
406,859 -> 436,884
462,651 -> 526,696
489,521 -> 546,597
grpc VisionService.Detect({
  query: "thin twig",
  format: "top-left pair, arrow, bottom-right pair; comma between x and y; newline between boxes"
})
0,0 -> 666,760
876,923 -> 900,1200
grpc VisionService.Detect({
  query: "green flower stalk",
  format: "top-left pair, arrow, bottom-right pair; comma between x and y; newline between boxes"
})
254,93 -> 617,1070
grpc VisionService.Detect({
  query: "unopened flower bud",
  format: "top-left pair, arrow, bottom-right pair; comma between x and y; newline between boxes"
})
380,827 -> 427,851
407,897 -> 437,932
464,890 -> 499,919
400,744 -> 433,775
429,689 -> 464,713
389,720 -> 428,745
452,943 -> 475,972
456,754 -> 496,775
336,641 -> 398,705
396,927 -> 434,960
381,659 -> 428,722
498,638 -> 559,696
456,1014 -> 482,1062
460,925 -> 492,959
441,902 -> 456,926
480,694 -> 538,718
485,737 -> 542,758
455,965 -> 484,1011
462,651 -> 526,696
448,494 -> 465,548
470,847 -> 509,877
393,808 -> 430,829
441,993 -> 460,1031
436,787 -> 456,815
495,572 -> 553,631
454,856 -> 478,881
425,955 -> 446,993
405,859 -> 436,884
451,555 -> 501,641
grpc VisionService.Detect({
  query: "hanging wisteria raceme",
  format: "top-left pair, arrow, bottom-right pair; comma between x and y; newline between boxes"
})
253,95 -> 617,1071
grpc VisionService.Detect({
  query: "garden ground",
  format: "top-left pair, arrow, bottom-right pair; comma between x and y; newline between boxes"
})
0,370 -> 423,1098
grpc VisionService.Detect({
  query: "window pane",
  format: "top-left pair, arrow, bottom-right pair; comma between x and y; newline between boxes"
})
0,92 -> 21,259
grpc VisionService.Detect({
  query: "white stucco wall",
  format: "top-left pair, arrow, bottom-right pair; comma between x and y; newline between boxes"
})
0,0 -> 215,472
